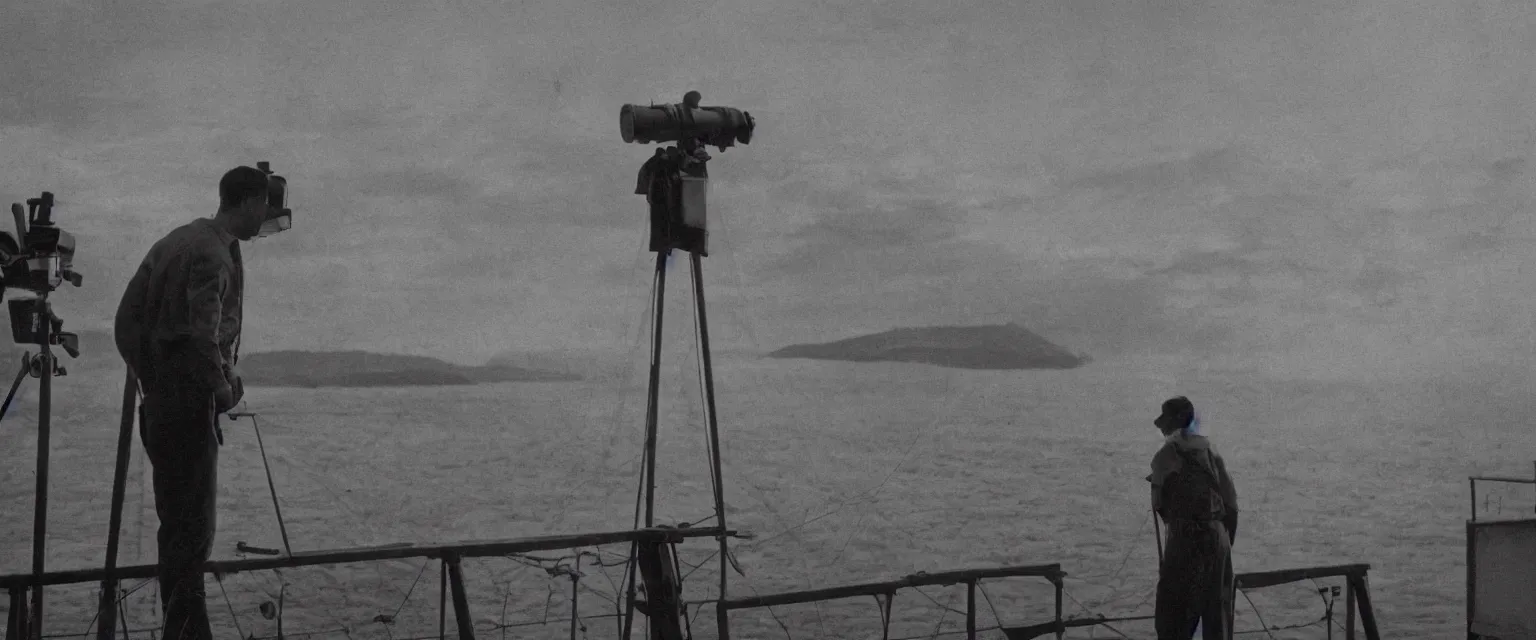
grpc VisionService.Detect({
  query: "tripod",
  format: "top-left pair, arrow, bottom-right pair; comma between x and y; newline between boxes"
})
91,368 -> 140,640
0,296 -> 79,640
620,142 -> 732,640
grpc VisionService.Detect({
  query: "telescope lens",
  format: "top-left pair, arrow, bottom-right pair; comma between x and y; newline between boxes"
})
620,105 -> 637,144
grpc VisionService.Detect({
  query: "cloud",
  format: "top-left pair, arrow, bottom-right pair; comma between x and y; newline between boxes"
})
766,185 -> 967,269
0,0 -> 1531,374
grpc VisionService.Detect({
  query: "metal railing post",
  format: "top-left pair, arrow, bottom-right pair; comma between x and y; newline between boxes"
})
966,580 -> 976,640
444,553 -> 475,640
1344,578 -> 1356,640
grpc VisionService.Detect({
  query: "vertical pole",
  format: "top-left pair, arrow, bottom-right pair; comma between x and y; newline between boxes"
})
622,546 -> 637,640
7,587 -> 28,640
643,251 -> 668,529
965,580 -> 976,640
445,554 -> 475,640
618,545 -> 630,640
1466,520 -> 1476,640
883,595 -> 893,640
1347,574 -> 1380,640
1326,591 -> 1334,640
277,581 -> 287,640
689,253 -> 731,640
438,559 -> 448,640
1053,577 -> 1064,640
99,369 -> 140,640
31,342 -> 53,640
570,555 -> 581,640
1345,579 -> 1355,640
1469,478 -> 1477,522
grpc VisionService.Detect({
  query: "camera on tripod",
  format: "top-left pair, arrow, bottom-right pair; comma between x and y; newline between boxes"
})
621,91 -> 755,256
2,191 -> 83,362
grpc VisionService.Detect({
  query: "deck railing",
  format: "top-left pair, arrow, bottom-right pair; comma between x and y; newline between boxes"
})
719,562 -> 1380,640
3,529 -> 1383,640
3,526 -> 733,640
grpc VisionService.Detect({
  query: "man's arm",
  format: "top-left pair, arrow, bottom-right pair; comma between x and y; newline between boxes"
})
1147,445 -> 1179,521
185,250 -> 231,394
1214,452 -> 1239,542
112,264 -> 150,376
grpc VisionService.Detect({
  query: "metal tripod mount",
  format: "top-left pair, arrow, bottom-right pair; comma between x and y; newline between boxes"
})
621,140 -> 733,640
0,192 -> 83,640
0,297 -> 80,640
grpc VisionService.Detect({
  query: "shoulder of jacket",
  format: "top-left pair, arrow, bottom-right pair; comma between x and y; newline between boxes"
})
175,224 -> 234,260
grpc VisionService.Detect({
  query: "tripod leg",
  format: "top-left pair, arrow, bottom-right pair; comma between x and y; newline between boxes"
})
0,358 -> 30,426
626,251 -> 670,640
642,250 -> 668,529
31,348 -> 54,640
688,253 -> 732,640
97,369 -> 139,640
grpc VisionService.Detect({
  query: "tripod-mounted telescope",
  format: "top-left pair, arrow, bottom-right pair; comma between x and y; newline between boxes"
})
617,91 -> 754,640
0,191 -> 83,640
2,192 -> 84,357
622,91 -> 754,256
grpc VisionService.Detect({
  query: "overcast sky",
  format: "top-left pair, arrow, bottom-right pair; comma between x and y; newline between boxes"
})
2,0 -> 1532,373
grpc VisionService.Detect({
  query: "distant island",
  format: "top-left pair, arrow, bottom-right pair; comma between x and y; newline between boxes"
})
767,324 -> 1087,370
238,350 -> 582,388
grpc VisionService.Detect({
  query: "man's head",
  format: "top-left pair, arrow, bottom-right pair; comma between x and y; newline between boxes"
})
216,166 -> 270,240
1155,395 -> 1195,435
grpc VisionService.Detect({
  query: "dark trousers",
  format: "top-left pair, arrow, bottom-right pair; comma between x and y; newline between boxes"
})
139,389 -> 219,640
1155,519 -> 1235,640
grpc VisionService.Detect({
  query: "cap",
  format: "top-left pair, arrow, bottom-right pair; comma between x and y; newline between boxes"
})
1160,396 -> 1194,418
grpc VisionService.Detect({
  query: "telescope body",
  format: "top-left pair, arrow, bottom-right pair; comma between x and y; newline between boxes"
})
621,104 -> 754,146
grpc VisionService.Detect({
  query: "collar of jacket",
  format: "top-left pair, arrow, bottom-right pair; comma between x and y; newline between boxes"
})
197,217 -> 239,247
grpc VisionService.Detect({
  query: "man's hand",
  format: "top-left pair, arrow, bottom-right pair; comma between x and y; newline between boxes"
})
230,375 -> 245,408
221,364 -> 245,412
215,381 -> 236,414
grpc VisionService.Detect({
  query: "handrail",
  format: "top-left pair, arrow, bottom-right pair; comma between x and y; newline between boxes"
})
0,536 -> 1382,640
719,562 -> 1380,640
718,564 -> 1064,611
1235,562 -> 1370,589
0,526 -> 734,590
1468,462 -> 1536,523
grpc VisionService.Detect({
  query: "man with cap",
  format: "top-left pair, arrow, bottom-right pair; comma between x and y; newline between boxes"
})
113,165 -> 277,640
1147,396 -> 1239,639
